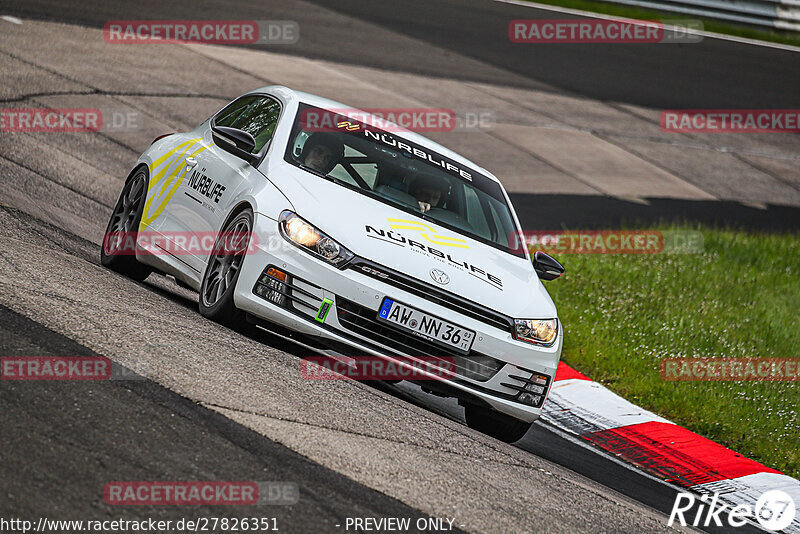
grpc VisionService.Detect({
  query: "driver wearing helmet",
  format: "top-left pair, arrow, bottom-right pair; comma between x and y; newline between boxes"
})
301,133 -> 345,174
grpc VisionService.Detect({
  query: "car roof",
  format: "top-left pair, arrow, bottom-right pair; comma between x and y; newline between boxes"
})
250,85 -> 501,185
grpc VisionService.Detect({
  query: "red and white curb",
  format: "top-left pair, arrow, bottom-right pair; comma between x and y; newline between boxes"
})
544,362 -> 800,533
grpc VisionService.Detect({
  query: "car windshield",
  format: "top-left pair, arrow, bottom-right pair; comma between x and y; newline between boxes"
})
284,104 -> 525,258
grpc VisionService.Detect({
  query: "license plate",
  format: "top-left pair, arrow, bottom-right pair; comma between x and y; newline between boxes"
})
377,298 -> 475,354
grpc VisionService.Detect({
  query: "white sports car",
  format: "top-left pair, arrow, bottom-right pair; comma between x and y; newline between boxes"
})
101,86 -> 565,442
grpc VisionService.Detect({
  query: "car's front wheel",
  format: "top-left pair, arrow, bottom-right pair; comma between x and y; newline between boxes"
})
100,168 -> 153,281
464,404 -> 531,443
199,208 -> 253,325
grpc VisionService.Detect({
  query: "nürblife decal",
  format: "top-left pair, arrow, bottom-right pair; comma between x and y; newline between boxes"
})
365,222 -> 503,290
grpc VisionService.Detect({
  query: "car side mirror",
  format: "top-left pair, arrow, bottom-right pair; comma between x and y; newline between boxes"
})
211,125 -> 258,165
533,251 -> 564,281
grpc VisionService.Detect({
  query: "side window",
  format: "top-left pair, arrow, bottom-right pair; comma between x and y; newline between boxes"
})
214,96 -> 281,153
215,96 -> 258,128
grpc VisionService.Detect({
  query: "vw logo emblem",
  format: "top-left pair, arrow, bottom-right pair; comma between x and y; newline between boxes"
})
429,269 -> 450,285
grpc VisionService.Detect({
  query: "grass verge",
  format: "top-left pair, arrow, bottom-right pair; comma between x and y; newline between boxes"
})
544,226 -> 800,478
519,0 -> 800,47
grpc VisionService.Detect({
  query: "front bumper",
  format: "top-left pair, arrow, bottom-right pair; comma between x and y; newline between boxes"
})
234,212 -> 562,423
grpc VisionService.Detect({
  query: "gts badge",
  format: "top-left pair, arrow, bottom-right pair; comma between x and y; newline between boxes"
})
187,169 -> 226,204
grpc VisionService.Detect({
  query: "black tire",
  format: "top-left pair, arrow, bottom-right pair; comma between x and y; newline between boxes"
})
464,404 -> 531,443
198,208 -> 253,325
101,168 -> 153,281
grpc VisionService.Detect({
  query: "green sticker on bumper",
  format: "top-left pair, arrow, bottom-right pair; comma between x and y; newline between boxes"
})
315,298 -> 333,323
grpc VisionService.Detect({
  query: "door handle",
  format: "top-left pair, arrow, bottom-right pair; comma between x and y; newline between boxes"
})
185,157 -> 198,168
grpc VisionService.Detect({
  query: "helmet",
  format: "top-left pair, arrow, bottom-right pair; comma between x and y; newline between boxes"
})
300,133 -> 345,174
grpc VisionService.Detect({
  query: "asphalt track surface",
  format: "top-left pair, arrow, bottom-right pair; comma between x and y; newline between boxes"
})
7,0 -> 800,230
0,0 -> 795,532
7,0 -> 800,109
0,304 -> 453,533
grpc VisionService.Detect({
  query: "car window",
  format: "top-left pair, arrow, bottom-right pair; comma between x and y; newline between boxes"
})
325,145 -> 379,189
214,95 -> 281,153
351,163 -> 379,188
284,104 -> 524,258
464,187 -> 493,241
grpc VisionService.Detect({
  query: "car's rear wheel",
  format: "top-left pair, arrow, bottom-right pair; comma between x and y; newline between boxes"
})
464,404 -> 531,443
199,208 -> 253,325
100,168 -> 153,281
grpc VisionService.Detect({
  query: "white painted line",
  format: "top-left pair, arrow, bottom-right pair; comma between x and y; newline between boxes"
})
1,15 -> 23,25
494,0 -> 800,53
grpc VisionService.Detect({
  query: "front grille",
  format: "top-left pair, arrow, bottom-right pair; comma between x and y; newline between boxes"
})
336,297 -> 504,382
500,370 -> 551,408
348,258 -> 514,334
253,266 -> 323,315
457,368 -> 550,408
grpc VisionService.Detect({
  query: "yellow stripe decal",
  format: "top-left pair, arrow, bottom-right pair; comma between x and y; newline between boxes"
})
149,139 -> 200,188
387,218 -> 469,249
142,138 -> 207,226
158,144 -> 207,197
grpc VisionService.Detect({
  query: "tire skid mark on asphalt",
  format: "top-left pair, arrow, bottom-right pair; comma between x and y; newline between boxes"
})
2,127 -> 121,204
0,89 -> 100,104
205,401 -> 533,469
0,89 -> 234,105
0,153 -> 111,227
0,205 -> 101,264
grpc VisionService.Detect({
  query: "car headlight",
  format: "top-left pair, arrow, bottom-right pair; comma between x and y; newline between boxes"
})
514,319 -> 558,346
279,210 -> 354,267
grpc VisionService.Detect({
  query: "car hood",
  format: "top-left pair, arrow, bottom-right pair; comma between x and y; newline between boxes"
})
264,164 -> 557,319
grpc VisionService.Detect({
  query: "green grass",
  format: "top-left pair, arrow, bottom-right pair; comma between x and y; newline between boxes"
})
520,0 -> 800,47
544,226 -> 800,478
